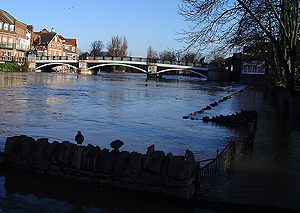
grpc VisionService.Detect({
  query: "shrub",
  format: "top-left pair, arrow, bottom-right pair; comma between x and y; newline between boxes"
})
0,62 -> 21,72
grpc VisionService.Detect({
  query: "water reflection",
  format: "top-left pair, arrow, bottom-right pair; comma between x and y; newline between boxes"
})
0,169 -> 199,213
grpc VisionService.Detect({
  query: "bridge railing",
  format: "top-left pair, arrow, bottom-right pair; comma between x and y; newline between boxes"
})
36,55 -> 206,68
36,56 -> 78,61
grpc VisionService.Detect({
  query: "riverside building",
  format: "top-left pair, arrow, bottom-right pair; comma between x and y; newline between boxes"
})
0,9 -> 32,63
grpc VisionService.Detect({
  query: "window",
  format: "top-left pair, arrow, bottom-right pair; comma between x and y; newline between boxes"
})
4,23 -> 8,30
9,25 -> 14,31
8,38 -> 13,48
0,22 -> 3,29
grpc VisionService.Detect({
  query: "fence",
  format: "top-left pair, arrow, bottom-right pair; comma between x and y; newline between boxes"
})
195,121 -> 256,195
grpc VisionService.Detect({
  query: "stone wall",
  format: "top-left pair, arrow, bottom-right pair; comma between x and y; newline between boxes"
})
3,136 -> 196,199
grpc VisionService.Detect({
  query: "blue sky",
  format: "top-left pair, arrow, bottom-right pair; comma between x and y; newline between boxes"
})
2,0 -> 188,57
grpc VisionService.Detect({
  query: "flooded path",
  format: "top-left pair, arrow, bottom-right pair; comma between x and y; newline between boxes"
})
204,88 -> 300,211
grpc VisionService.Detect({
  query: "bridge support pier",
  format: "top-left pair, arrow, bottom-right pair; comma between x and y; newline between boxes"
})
147,73 -> 162,79
146,62 -> 161,79
27,55 -> 36,72
79,60 -> 93,75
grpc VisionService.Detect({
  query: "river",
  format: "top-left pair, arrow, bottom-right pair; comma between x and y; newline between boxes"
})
0,71 -> 299,212
0,72 -> 245,160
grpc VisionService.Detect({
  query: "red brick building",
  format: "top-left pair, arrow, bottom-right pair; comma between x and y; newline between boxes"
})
32,28 -> 78,58
0,9 -> 32,62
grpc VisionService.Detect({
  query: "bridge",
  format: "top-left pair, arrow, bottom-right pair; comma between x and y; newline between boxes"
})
28,55 -> 209,79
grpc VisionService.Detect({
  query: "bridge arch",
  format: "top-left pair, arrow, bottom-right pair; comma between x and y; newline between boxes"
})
88,63 -> 147,73
157,68 -> 208,79
36,63 -> 79,71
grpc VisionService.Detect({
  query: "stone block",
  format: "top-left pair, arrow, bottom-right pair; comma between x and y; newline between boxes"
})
62,143 -> 76,167
31,162 -> 49,171
129,152 -> 144,174
5,135 -> 35,159
19,140 -> 38,162
161,153 -> 172,177
138,173 -> 161,186
144,150 -> 165,175
34,139 -> 49,161
168,156 -> 189,179
101,151 -> 118,174
93,150 -> 107,173
70,146 -> 85,170
81,144 -> 99,171
163,186 -> 193,199
184,150 -> 196,177
113,151 -> 130,176
52,141 -> 73,165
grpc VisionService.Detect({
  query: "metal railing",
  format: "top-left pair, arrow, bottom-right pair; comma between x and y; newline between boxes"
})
35,55 -> 207,68
36,56 -> 78,61
0,43 -> 16,49
195,121 -> 256,195
78,55 -> 205,67
0,56 -> 25,63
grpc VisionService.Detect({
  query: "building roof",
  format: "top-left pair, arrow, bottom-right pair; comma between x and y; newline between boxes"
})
65,38 -> 77,47
0,9 -> 16,24
63,48 -> 76,54
40,32 -> 57,45
59,35 -> 77,47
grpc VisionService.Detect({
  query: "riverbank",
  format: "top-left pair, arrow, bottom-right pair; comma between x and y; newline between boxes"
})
0,62 -> 21,72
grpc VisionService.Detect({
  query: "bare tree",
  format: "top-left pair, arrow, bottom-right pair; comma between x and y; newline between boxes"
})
147,46 -> 154,59
107,36 -> 128,57
179,0 -> 300,90
159,51 -> 177,61
182,52 -> 203,64
90,41 -> 104,57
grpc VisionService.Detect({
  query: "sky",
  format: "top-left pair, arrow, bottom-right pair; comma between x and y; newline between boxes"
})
1,0 -> 189,57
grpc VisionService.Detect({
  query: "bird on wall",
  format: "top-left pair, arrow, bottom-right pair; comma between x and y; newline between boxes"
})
75,131 -> 84,146
110,140 -> 124,152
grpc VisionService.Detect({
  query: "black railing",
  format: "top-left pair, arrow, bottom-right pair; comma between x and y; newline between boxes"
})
43,55 -> 206,67
0,56 -> 26,63
0,43 -> 16,49
36,56 -> 78,61
195,120 -> 256,195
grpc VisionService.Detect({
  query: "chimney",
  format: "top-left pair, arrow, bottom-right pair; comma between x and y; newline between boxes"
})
51,27 -> 55,33
27,25 -> 34,32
